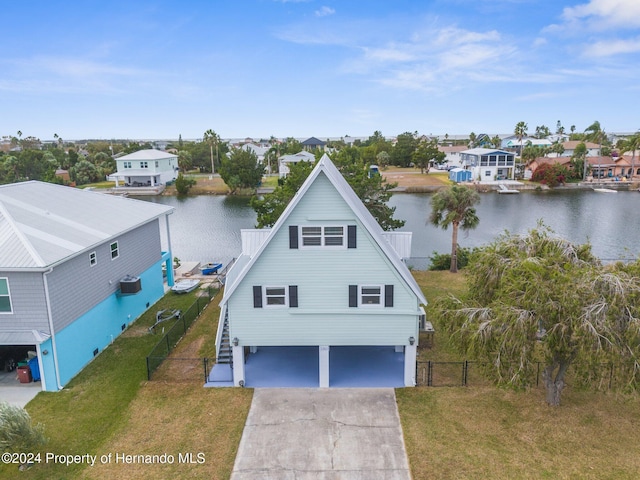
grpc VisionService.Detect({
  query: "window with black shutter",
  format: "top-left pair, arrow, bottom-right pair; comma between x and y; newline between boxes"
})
253,286 -> 263,308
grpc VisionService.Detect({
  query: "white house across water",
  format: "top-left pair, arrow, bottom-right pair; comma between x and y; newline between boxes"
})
110,149 -> 179,188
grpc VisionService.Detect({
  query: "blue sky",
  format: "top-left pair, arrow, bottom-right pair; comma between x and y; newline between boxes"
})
2,0 -> 639,141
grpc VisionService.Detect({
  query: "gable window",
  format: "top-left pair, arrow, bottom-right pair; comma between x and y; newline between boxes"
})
349,284 -> 394,308
265,287 -> 287,306
361,285 -> 382,305
301,226 -> 345,247
0,278 -> 13,313
253,285 -> 298,308
110,241 -> 119,260
89,251 -> 97,266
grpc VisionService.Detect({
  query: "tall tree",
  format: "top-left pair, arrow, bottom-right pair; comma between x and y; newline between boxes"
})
252,153 -> 404,231
203,129 -> 219,174
434,225 -> 640,406
584,121 -> 606,179
412,138 -> 445,173
514,121 -> 528,156
622,132 -> 640,179
219,148 -> 264,193
391,132 -> 418,167
251,161 -> 315,228
429,185 -> 480,273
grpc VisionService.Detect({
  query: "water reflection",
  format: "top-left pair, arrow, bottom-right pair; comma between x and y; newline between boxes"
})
139,190 -> 640,269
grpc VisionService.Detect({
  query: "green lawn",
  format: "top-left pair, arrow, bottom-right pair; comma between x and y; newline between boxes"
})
5,271 -> 640,479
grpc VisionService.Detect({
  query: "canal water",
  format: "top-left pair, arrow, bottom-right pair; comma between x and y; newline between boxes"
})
141,190 -> 640,270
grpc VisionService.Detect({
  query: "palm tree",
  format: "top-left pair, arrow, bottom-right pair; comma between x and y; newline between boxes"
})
203,129 -> 219,174
621,133 -> 640,179
584,121 -> 606,179
429,185 -> 480,273
514,121 -> 528,156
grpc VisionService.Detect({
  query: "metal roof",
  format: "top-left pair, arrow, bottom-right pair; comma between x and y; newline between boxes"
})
0,181 -> 173,269
117,149 -> 177,161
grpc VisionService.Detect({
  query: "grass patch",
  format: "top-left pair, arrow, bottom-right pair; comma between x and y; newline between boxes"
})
397,387 -> 640,479
6,270 -> 640,479
1,288 -> 252,480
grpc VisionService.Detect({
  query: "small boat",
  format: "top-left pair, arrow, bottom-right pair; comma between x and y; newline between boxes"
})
593,188 -> 617,193
199,262 -> 223,275
497,183 -> 519,194
171,278 -> 201,294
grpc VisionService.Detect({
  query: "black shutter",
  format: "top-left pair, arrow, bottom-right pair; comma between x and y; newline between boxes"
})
289,225 -> 298,249
289,286 -> 298,307
349,285 -> 358,307
385,285 -> 394,307
348,225 -> 357,248
253,286 -> 262,308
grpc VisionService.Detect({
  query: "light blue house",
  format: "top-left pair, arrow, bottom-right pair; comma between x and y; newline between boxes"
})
213,155 -> 427,388
0,181 -> 174,391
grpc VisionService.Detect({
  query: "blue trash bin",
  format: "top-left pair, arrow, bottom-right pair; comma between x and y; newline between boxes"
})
28,357 -> 40,382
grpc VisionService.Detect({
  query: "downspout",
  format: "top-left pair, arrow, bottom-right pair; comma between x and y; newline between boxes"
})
43,268 -> 63,390
165,212 -> 175,286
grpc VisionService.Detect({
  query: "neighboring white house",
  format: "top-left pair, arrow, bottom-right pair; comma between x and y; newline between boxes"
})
278,151 -> 316,177
109,149 -> 178,187
437,145 -> 466,168
241,143 -> 270,164
212,155 -> 427,388
460,148 -> 516,182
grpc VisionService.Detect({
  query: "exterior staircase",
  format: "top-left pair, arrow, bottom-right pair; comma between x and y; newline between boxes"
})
216,308 -> 232,365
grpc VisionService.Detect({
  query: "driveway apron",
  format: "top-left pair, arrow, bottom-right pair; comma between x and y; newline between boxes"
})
231,388 -> 411,480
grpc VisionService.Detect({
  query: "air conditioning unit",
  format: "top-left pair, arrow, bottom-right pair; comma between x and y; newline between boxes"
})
120,275 -> 141,294
418,313 -> 427,331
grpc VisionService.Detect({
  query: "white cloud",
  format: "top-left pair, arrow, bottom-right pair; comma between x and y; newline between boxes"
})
315,6 -> 335,17
583,37 -> 640,56
562,0 -> 640,29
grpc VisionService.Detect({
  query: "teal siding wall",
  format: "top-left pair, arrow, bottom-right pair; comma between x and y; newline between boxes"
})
42,261 -> 164,391
228,172 -> 421,346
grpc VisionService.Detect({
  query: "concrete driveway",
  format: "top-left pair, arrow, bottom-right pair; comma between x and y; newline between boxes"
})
0,370 -> 41,408
231,388 -> 411,480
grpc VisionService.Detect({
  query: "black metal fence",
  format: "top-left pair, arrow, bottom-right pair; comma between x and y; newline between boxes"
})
417,360 -> 634,390
146,287 -> 215,380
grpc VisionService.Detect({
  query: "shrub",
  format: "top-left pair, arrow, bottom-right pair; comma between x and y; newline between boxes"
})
175,172 -> 196,195
429,246 -> 475,271
0,402 -> 46,453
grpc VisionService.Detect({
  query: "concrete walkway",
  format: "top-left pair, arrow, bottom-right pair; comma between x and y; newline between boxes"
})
231,388 -> 411,480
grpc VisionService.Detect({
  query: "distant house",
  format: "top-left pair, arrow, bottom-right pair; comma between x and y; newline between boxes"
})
556,141 -> 601,158
109,149 -> 178,187
278,151 -> 316,178
0,181 -> 174,391
211,155 -> 427,388
438,145 -> 467,168
301,137 -> 327,151
241,143 -> 270,164
460,148 -> 516,182
501,136 -> 552,152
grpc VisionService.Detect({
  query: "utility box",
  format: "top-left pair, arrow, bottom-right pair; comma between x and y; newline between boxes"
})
17,366 -> 32,383
120,275 -> 142,294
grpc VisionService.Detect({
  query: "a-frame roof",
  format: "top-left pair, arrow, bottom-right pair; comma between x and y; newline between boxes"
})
222,154 -> 427,305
